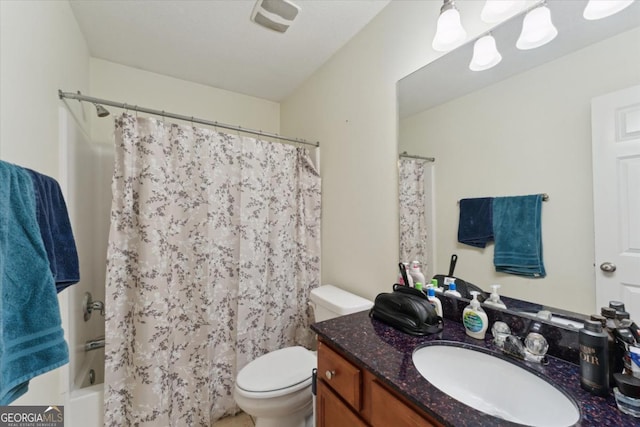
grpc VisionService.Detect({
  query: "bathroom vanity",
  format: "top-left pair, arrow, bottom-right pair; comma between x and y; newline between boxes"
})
312,309 -> 635,426
317,340 -> 440,427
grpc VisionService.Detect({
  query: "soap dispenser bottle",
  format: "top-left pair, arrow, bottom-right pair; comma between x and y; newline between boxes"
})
483,284 -> 507,309
463,291 -> 488,339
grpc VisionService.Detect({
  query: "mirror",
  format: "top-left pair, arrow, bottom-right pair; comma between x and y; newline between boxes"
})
397,0 -> 640,317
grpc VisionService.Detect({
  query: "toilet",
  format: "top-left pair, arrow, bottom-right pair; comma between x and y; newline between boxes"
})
233,285 -> 373,427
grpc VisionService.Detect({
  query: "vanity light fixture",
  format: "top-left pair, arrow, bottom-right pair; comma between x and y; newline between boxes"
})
480,0 -> 524,24
516,2 -> 558,50
469,33 -> 502,71
432,0 -> 467,52
583,0 -> 634,20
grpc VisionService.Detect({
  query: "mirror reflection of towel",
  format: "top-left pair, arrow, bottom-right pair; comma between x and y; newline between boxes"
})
458,197 -> 493,248
492,195 -> 545,277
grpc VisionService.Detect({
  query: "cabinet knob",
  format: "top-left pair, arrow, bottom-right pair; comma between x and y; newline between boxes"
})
325,370 -> 336,380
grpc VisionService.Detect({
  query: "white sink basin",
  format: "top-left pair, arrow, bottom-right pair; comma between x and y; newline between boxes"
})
412,343 -> 580,426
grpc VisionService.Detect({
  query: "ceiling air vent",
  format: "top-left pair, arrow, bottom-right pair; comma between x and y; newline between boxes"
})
251,0 -> 300,33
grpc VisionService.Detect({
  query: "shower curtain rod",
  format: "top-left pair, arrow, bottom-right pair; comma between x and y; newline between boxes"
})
58,90 -> 320,148
399,151 -> 435,162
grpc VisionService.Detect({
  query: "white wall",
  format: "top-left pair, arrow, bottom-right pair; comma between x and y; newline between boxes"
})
280,1 -> 516,302
0,0 -> 90,404
90,58 -> 281,146
400,28 -> 640,314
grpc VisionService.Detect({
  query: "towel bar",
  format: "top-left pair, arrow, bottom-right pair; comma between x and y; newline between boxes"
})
458,193 -> 549,204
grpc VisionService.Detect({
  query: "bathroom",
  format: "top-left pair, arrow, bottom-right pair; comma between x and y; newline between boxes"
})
1,0 -> 639,426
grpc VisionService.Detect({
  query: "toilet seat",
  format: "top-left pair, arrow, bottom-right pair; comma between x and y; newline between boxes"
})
235,346 -> 316,399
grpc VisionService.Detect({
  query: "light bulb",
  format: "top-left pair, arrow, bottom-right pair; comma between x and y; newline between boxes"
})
469,34 -> 502,71
516,4 -> 558,50
432,2 -> 467,52
583,0 -> 634,20
481,0 -> 525,23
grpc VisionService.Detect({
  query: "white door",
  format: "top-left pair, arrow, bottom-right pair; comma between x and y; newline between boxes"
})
593,85 -> 640,316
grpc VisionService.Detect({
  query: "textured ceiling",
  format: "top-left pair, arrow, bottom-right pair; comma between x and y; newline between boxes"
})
70,0 -> 390,102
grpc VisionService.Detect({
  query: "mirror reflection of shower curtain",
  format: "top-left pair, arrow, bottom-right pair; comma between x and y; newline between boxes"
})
104,113 -> 321,425
398,158 -> 434,278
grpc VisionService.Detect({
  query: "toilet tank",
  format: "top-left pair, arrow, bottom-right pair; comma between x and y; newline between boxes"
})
309,285 -> 373,322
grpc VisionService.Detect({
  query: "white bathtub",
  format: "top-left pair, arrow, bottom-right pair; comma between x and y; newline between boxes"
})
68,383 -> 104,427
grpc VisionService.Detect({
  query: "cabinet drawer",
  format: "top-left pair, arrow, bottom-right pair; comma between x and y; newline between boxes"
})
370,380 -> 436,427
317,341 -> 362,411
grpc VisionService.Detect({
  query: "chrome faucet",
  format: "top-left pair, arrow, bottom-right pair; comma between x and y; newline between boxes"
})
84,336 -> 105,352
492,321 -> 549,364
83,292 -> 105,321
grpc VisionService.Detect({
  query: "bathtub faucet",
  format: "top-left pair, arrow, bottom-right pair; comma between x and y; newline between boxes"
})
85,336 -> 105,352
83,292 -> 105,321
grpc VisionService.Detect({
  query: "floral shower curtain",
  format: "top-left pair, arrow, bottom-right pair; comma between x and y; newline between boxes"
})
398,158 -> 428,265
104,113 -> 321,426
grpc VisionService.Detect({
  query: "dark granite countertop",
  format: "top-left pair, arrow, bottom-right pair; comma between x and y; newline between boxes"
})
311,311 -> 638,427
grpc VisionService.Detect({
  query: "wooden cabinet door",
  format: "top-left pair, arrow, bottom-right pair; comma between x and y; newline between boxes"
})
317,379 -> 368,427
370,380 -> 436,427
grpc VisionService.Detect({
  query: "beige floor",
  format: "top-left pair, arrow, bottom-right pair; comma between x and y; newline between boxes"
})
212,412 -> 255,427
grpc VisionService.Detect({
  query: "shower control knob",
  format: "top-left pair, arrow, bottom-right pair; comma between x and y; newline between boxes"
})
325,370 -> 335,380
600,262 -> 616,273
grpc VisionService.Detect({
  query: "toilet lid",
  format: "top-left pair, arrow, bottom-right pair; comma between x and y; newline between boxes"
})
236,346 -> 316,393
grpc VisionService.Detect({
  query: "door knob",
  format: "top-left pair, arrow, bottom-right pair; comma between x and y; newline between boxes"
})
600,262 -> 616,272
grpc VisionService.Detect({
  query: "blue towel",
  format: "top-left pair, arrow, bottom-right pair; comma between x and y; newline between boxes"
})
0,161 -> 69,404
458,197 -> 494,248
492,194 -> 546,277
26,168 -> 79,293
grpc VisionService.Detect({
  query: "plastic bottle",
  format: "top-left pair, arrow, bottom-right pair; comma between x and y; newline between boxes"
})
444,281 -> 462,298
409,261 -> 426,288
579,320 -> 610,396
462,291 -> 488,339
443,276 -> 455,291
431,278 -> 443,294
591,314 -> 617,382
483,284 -> 507,309
426,287 -> 443,317
397,262 -> 413,287
600,307 -> 625,381
614,320 -> 637,375
602,307 -> 620,328
609,301 -> 626,313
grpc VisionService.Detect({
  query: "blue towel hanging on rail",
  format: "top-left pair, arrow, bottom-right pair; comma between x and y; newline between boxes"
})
492,194 -> 546,277
0,160 -> 69,404
458,197 -> 494,248
26,168 -> 80,292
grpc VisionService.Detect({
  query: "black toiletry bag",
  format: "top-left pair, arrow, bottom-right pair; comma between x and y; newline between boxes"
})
369,284 -> 443,336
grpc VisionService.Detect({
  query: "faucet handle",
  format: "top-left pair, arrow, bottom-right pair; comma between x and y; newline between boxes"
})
491,321 -> 511,349
525,332 -> 549,356
523,332 -> 549,364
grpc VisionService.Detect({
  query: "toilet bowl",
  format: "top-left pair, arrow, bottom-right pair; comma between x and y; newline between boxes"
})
233,285 -> 373,427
